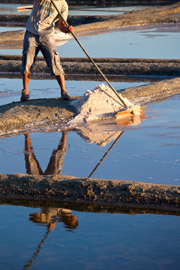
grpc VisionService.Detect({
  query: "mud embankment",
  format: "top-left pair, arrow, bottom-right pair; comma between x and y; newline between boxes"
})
73,3 -> 180,35
1,55 -> 180,77
0,97 -> 77,136
0,174 -> 180,212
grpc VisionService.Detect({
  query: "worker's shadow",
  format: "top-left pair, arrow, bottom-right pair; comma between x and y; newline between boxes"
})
24,131 -> 67,175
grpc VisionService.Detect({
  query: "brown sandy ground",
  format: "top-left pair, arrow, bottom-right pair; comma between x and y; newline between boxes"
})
0,174 -> 180,212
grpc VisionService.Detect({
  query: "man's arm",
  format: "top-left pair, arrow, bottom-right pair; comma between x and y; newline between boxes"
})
58,19 -> 74,33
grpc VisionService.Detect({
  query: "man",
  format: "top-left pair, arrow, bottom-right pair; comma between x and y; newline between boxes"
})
21,0 -> 74,102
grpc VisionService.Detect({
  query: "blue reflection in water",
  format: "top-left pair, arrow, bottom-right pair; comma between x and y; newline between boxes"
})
0,77 -> 146,105
0,204 -> 180,270
0,26 -> 180,59
57,28 -> 180,59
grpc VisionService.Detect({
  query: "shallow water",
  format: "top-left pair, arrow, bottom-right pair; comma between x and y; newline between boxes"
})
0,77 -> 146,106
1,203 -> 180,270
1,24 -> 180,60
57,25 -> 180,59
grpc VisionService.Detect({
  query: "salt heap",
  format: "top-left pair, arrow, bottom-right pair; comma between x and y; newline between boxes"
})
68,84 -> 135,126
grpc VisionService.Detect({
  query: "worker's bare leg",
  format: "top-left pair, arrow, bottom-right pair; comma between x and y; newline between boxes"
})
21,73 -> 30,101
23,73 -> 30,94
55,74 -> 70,101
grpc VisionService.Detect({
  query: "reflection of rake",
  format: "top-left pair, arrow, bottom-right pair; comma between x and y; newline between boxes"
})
23,227 -> 50,270
87,131 -> 124,179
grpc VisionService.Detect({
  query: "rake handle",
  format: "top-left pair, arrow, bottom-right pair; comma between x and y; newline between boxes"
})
50,0 -> 128,108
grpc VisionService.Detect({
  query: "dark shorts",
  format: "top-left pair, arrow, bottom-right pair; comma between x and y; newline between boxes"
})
22,30 -> 64,76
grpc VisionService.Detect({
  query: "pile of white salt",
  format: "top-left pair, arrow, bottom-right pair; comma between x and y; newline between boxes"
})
68,84 -> 138,126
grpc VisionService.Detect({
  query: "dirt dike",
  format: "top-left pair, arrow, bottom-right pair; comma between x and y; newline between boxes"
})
0,173 -> 180,212
1,55 -> 180,76
0,97 -> 77,136
0,77 -> 180,136
73,2 -> 180,35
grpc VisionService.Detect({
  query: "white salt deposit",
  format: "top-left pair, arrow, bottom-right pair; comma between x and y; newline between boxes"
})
68,84 -> 136,126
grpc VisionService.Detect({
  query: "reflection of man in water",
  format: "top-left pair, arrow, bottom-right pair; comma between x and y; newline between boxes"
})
24,131 -> 67,175
24,207 -> 78,269
30,207 -> 78,231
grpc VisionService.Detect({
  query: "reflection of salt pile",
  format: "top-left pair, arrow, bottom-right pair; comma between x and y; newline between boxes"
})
68,84 -> 134,126
75,113 -> 145,147
76,120 -> 122,146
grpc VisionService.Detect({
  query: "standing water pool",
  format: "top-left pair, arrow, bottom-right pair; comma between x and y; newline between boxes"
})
0,202 -> 180,270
